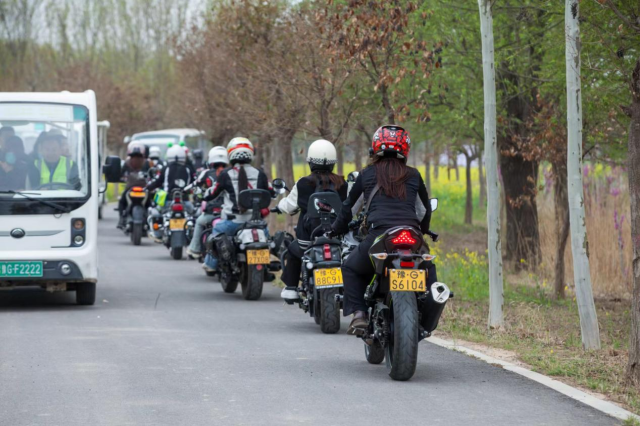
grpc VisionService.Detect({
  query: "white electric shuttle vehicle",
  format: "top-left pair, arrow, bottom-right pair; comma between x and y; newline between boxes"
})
0,91 -> 121,305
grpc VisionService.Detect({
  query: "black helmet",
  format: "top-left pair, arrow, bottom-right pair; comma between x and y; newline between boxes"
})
193,149 -> 204,160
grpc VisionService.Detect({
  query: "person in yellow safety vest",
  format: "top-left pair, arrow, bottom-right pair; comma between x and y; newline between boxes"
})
30,133 -> 80,189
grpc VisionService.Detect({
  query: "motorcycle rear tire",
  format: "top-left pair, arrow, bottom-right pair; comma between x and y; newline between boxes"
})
131,223 -> 143,246
385,292 -> 419,381
365,340 -> 385,364
205,270 -> 215,277
241,265 -> 263,300
319,288 -> 341,334
170,247 -> 183,260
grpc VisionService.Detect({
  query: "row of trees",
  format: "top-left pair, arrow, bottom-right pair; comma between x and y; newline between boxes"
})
1,0 -> 639,382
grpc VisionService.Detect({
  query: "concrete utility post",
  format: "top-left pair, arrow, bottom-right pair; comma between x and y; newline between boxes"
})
477,0 -> 504,329
565,0 -> 601,350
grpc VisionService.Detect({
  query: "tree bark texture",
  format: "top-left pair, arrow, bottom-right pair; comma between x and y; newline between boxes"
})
552,161 -> 569,299
627,58 -> 640,383
565,0 -> 601,350
500,148 -> 541,268
354,139 -> 363,171
465,153 -> 473,225
478,0 -> 504,329
424,140 -> 432,195
479,151 -> 486,207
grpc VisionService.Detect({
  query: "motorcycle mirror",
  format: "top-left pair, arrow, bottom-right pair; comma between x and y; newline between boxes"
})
430,198 -> 438,212
272,178 -> 285,190
103,155 -> 122,183
347,171 -> 359,183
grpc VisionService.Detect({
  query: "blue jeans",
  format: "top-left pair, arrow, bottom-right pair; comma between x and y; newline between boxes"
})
204,220 -> 242,270
189,213 -> 214,254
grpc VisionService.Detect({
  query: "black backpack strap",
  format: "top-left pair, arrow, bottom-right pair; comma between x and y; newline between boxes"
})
363,183 -> 380,216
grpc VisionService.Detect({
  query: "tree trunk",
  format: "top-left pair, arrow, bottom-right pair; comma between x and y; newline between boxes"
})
552,161 -> 569,299
434,148 -> 440,181
478,0 -> 504,329
336,142 -> 344,177
354,139 -> 363,171
424,140 -> 432,195
479,151 -> 486,207
464,153 -> 473,225
454,159 -> 460,181
565,0 -> 600,350
627,58 -> 640,384
500,150 -> 541,268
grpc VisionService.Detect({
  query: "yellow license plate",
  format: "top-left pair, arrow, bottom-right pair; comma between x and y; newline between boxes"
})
130,191 -> 146,198
247,249 -> 270,265
314,268 -> 343,288
169,218 -> 186,230
389,269 -> 426,292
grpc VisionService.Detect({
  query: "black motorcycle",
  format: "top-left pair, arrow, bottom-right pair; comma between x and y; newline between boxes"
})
282,192 -> 344,334
207,189 -> 273,300
123,185 -> 149,246
355,200 -> 452,381
162,189 -> 194,260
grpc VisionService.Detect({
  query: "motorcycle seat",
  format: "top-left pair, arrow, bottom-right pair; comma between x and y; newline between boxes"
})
312,236 -> 341,246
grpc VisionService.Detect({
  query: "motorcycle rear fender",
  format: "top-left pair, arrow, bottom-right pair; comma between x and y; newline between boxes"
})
236,228 -> 267,244
131,205 -> 146,224
170,231 -> 185,248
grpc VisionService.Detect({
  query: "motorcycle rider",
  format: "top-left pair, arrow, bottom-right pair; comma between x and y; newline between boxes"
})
201,137 -> 274,271
146,144 -> 194,195
187,146 -> 229,260
273,139 -> 347,301
192,149 -> 205,171
117,142 -> 149,229
331,125 -> 434,335
148,146 -> 165,171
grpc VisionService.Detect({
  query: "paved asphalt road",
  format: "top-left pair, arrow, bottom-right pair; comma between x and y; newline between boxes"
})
0,208 -> 621,426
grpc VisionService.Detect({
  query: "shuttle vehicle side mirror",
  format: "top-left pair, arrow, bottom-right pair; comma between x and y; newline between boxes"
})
103,156 -> 122,183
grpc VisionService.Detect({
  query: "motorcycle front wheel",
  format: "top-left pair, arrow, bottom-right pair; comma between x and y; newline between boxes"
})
385,291 -> 419,381
241,264 -> 264,300
220,273 -> 238,293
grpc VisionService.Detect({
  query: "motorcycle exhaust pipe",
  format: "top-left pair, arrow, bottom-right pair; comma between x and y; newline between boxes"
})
421,282 -> 451,333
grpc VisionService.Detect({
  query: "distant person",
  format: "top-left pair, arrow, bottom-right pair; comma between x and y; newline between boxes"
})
0,126 -> 15,155
31,133 -> 80,189
0,136 -> 31,191
117,143 -> 150,229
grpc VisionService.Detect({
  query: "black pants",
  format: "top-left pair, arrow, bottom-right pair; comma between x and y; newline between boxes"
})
281,239 -> 306,288
281,217 -> 320,289
342,228 -> 386,316
342,227 -> 438,317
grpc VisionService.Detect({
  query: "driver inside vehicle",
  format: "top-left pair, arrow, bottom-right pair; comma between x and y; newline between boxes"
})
29,132 -> 80,190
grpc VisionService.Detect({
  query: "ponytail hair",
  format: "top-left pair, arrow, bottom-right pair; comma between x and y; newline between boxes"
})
311,170 -> 344,191
237,165 -> 249,213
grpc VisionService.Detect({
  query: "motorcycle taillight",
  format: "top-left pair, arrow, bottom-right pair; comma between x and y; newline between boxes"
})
172,203 -> 184,212
252,228 -> 259,242
400,261 -> 415,268
323,244 -> 332,261
391,230 -> 416,245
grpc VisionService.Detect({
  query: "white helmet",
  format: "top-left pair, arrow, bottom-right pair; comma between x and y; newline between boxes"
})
307,139 -> 337,170
208,146 -> 229,166
149,146 -> 161,159
227,137 -> 254,163
166,145 -> 186,164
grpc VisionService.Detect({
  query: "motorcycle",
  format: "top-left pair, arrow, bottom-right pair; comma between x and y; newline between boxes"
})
123,185 -> 150,245
353,199 -> 452,381
161,188 -> 194,260
273,181 -> 345,334
208,189 -> 273,300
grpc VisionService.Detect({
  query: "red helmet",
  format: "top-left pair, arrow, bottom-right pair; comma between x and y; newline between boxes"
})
371,125 -> 411,161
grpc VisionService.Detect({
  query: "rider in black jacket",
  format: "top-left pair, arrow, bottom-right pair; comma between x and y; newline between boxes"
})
332,125 -> 433,335
274,139 -> 348,301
